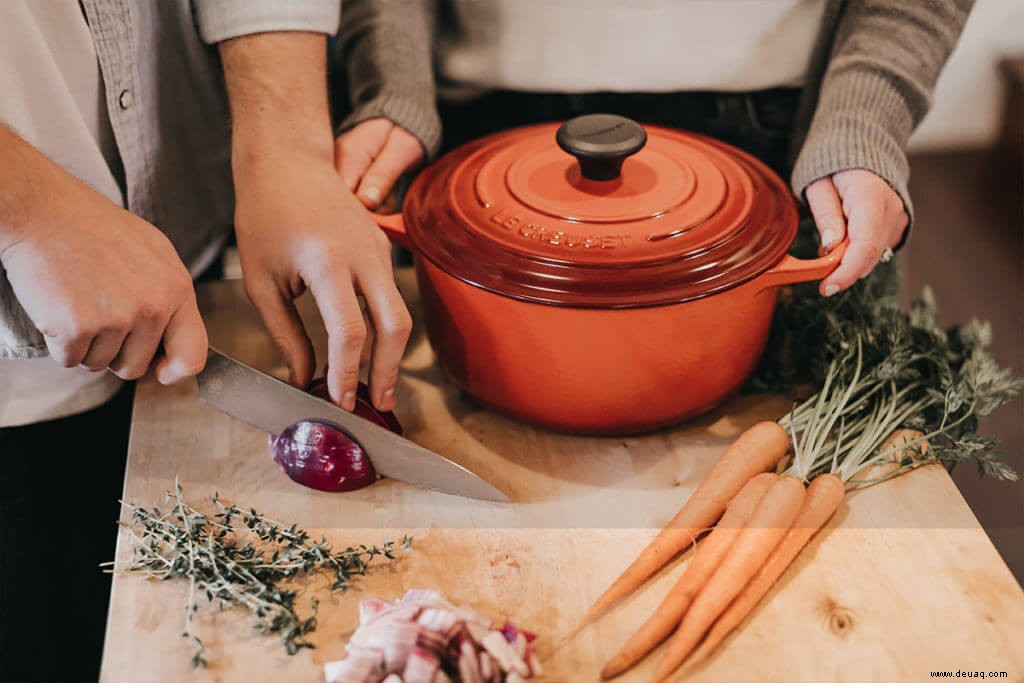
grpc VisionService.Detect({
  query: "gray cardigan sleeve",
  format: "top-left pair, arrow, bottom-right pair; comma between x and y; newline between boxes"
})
335,0 -> 441,160
791,0 -> 974,228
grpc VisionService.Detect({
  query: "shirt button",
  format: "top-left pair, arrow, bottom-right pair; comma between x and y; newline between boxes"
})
118,89 -> 133,110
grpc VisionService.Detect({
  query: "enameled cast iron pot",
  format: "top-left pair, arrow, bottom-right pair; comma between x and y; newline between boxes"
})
374,115 -> 846,435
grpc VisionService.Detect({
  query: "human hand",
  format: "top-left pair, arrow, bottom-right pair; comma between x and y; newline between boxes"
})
0,176 -> 206,383
233,152 -> 412,412
335,118 -> 423,211
805,169 -> 909,296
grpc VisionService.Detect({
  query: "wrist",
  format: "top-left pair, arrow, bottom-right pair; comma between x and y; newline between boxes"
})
220,32 -> 336,175
230,140 -> 337,199
0,127 -> 77,255
231,124 -> 335,177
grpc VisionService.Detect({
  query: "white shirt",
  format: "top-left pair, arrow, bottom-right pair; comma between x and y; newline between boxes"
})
0,0 -> 340,426
0,1 -> 125,426
437,0 -> 828,95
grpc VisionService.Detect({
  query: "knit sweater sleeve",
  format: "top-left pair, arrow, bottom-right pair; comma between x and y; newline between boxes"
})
791,0 -> 974,228
335,0 -> 441,160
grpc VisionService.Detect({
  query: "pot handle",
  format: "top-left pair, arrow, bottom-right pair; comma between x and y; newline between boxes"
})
758,237 -> 850,292
373,212 -> 412,250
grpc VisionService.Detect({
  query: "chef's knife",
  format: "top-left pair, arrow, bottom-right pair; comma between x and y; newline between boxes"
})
195,348 -> 508,502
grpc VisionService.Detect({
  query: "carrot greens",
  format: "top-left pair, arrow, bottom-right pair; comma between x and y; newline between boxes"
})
777,283 -> 1021,487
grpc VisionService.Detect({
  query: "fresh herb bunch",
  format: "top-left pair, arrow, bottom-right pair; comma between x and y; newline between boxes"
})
104,482 -> 413,667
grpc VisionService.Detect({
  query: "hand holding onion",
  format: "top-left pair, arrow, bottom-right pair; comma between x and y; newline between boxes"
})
270,378 -> 402,492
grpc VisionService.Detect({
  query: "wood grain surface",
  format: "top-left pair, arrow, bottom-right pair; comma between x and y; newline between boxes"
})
100,271 -> 1024,682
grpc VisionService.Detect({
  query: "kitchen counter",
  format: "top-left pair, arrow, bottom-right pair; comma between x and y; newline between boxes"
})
100,269 -> 1024,682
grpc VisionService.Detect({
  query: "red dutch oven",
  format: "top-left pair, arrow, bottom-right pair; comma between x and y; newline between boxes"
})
374,114 -> 846,435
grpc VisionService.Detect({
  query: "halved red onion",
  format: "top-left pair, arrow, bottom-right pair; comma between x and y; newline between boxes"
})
270,378 -> 402,492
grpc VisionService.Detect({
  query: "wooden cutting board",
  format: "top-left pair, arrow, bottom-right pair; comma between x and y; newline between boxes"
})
100,270 -> 1024,682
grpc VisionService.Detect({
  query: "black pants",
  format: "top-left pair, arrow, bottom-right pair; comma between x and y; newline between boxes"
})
0,383 -> 134,683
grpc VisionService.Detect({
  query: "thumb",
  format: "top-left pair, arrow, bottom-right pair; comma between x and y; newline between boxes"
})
356,127 -> 423,210
334,119 -> 392,192
154,299 -> 208,385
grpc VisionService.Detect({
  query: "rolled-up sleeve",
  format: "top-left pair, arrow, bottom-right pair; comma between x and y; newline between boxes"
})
193,0 -> 341,44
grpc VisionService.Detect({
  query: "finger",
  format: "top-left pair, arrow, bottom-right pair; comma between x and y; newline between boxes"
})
307,272 -> 365,411
819,199 -> 887,296
833,168 -> 908,250
377,191 -> 401,215
355,128 -> 423,210
360,308 -> 375,369
108,322 -> 164,380
805,178 -> 847,252
373,226 -> 394,270
887,197 -> 910,248
80,326 -> 129,372
44,323 -> 95,368
356,263 -> 412,412
153,299 -> 208,385
335,119 -> 392,192
245,280 -> 316,388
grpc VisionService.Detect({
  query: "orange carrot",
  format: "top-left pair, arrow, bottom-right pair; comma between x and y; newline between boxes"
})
652,475 -> 807,682
600,472 -> 778,680
685,473 -> 846,670
579,422 -> 789,629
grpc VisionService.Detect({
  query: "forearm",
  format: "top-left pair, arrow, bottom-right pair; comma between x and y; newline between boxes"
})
219,32 -> 336,171
0,126 -> 112,253
792,0 -> 974,217
217,34 -> 412,410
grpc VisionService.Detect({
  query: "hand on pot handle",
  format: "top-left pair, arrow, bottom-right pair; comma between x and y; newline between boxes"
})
805,169 -> 909,297
335,119 -> 424,211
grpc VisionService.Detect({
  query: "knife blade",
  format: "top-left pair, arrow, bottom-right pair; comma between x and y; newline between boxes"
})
195,348 -> 508,502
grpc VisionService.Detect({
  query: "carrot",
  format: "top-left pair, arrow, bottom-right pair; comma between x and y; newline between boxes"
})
849,429 -> 930,484
579,422 -> 789,629
652,475 -> 807,682
599,472 -> 778,680
685,473 -> 846,671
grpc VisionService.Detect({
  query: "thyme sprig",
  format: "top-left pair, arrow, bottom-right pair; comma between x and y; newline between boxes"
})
104,482 -> 412,667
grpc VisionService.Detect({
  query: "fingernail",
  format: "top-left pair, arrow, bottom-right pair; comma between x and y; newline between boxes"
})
821,229 -> 840,250
823,283 -> 840,297
380,388 -> 395,411
343,391 -> 356,411
361,187 -> 381,206
160,358 -> 190,383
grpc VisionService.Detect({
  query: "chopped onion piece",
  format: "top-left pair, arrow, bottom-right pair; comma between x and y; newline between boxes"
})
401,645 -> 440,683
324,590 -> 539,682
359,599 -> 388,624
481,631 -> 529,676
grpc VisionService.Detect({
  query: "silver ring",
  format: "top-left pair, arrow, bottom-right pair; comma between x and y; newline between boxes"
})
879,247 -> 894,264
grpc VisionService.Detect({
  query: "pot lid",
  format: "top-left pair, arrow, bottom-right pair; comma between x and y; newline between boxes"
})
401,114 -> 798,308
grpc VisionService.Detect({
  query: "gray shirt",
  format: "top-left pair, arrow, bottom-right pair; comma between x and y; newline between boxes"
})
0,0 -> 341,424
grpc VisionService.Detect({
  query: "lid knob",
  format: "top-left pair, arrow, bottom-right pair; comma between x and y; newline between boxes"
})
556,114 -> 648,181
